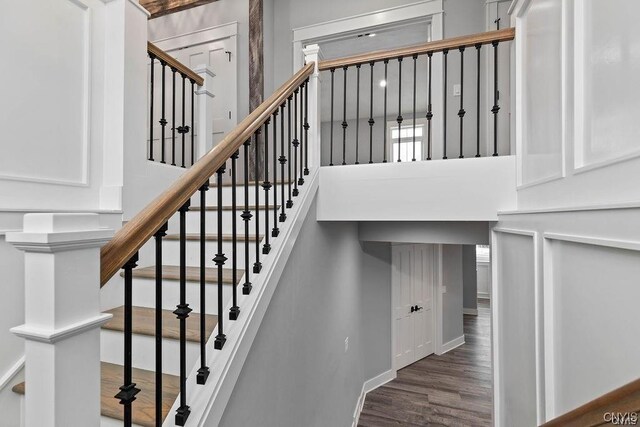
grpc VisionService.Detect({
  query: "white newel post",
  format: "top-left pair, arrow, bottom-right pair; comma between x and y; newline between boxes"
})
194,65 -> 216,159
303,44 -> 323,170
6,214 -> 114,427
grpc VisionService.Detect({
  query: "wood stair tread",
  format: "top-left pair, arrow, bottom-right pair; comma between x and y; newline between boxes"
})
165,233 -> 261,242
13,362 -> 180,427
122,265 -> 240,284
102,306 -> 217,342
189,205 -> 278,211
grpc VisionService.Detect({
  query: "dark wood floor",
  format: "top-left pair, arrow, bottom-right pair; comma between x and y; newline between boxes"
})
359,308 -> 492,427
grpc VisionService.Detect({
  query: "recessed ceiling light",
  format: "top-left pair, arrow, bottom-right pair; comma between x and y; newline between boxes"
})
379,80 -> 387,88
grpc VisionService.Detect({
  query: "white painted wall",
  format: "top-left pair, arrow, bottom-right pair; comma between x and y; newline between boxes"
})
512,0 -> 640,210
318,157 -> 516,221
359,221 -> 489,245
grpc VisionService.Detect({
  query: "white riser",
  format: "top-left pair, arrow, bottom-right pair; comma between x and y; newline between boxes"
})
101,330 -> 202,376
136,241 -> 259,275
181,209 -> 280,235
101,416 -> 143,427
131,277 -> 236,314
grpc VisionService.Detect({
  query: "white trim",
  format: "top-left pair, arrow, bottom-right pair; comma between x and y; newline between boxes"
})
491,227 -> 545,425
477,292 -> 491,299
292,1 -> 442,43
435,244 -> 443,354
463,308 -> 478,316
440,335 -> 465,354
499,200 -> 640,216
171,168 -> 321,426
6,230 -> 113,253
352,369 -> 396,427
11,314 -> 112,344
0,357 -> 25,393
544,233 -> 640,252
152,21 -> 239,50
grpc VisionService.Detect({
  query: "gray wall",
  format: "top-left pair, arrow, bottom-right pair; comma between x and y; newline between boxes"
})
462,245 -> 478,311
442,244 -> 464,344
218,197 -> 391,427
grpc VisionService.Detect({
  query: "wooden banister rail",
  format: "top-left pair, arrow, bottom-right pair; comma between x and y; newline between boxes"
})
100,62 -> 315,285
148,41 -> 204,86
318,27 -> 515,71
542,378 -> 640,427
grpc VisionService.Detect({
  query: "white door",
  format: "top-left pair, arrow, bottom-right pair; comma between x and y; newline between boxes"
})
392,244 -> 436,370
171,36 -> 238,148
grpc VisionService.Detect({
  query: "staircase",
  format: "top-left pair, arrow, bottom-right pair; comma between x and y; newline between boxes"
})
12,180 -> 283,425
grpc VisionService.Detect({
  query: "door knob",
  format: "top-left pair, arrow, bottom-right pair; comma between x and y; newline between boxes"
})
416,306 -> 423,311
410,306 -> 415,313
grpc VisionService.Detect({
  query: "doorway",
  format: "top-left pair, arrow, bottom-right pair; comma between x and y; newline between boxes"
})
391,243 -> 438,370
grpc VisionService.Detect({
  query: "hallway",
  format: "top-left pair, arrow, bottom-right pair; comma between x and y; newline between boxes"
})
358,308 -> 492,426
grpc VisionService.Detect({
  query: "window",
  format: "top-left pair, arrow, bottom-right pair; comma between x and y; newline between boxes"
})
388,119 -> 426,162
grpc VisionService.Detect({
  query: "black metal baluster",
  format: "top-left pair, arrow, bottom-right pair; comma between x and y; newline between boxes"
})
412,55 -> 417,162
279,104 -> 287,223
383,60 -> 388,163
330,68 -> 335,166
172,69 -> 177,166
342,66 -> 348,165
214,166 -> 228,349
476,44 -> 481,158
149,54 -> 155,161
397,57 -> 403,162
459,47 -> 466,159
230,150 -> 240,320
263,119 -> 272,254
369,62 -> 375,164
299,82 -> 305,185
160,61 -> 167,164
181,76 -> 186,168
191,80 -> 196,165
253,130 -> 262,274
286,96 -> 293,209
174,200 -> 191,425
355,65 -> 361,164
197,181 -> 210,384
115,253 -> 140,427
272,110 -> 280,237
153,223 -> 167,427
242,139 -> 253,294
293,89 -> 299,195
492,40 -> 500,157
426,52 -> 433,160
303,79 -> 310,176
443,49 -> 448,160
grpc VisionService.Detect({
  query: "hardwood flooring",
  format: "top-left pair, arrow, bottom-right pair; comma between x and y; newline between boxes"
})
359,309 -> 492,427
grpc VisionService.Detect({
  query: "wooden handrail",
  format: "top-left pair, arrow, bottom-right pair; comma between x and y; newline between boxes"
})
318,27 -> 515,71
100,62 -> 315,285
148,42 -> 204,86
542,378 -> 640,427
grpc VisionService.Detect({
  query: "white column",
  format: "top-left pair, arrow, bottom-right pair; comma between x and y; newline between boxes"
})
101,0 -> 149,210
303,44 -> 323,170
194,64 -> 216,159
6,214 -> 114,427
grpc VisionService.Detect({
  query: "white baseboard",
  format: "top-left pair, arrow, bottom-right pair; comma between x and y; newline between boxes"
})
439,335 -> 465,354
353,369 -> 396,427
478,293 -> 491,299
0,356 -> 25,392
463,308 -> 478,315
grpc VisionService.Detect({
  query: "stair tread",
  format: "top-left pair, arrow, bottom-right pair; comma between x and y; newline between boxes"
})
165,233 -> 261,242
102,306 -> 217,342
189,204 -> 278,211
123,265 -> 240,284
13,362 -> 180,427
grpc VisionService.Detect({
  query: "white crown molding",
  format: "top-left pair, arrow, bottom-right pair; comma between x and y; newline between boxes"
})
6,229 -> 114,253
11,314 -> 112,344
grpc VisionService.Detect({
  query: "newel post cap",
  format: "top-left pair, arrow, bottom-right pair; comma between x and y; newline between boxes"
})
6,213 -> 114,252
